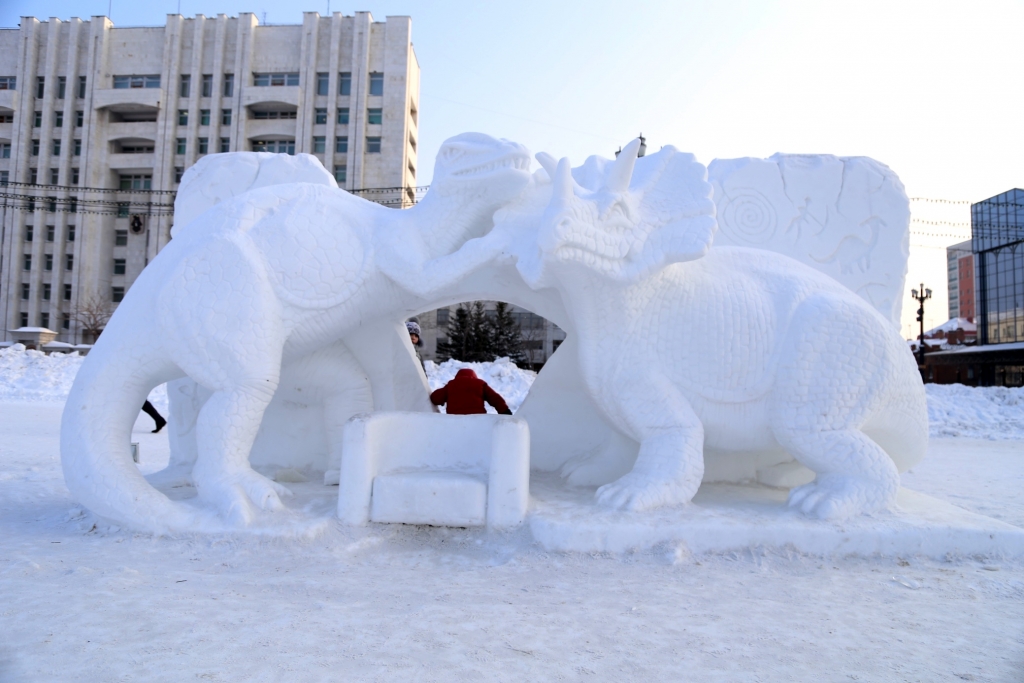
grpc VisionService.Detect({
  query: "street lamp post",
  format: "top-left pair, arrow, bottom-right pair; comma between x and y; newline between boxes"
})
911,283 -> 932,366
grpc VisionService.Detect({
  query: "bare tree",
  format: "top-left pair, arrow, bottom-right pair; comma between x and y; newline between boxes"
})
71,294 -> 113,344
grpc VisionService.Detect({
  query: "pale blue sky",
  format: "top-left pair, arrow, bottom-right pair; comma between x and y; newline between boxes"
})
4,1 -> 1021,332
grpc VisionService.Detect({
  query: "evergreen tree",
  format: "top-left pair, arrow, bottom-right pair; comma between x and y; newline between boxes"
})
467,301 -> 493,362
436,305 -> 473,362
490,301 -> 528,366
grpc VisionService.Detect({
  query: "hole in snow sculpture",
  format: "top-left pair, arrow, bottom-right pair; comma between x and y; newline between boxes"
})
59,132 -> 928,537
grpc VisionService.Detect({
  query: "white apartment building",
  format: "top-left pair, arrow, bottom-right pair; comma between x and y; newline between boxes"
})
0,12 -> 420,343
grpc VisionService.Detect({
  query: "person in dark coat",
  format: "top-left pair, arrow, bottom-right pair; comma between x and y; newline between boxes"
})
141,400 -> 167,433
430,368 -> 513,415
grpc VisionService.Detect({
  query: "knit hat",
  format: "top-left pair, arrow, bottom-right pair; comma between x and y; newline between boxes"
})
406,320 -> 422,346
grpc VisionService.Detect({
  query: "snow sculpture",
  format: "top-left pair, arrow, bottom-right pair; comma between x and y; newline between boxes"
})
60,134 -> 533,533
709,155 -> 910,327
337,412 -> 530,529
496,139 -> 928,518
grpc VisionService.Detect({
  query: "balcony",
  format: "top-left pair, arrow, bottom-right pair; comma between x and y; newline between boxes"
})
0,89 -> 18,111
241,88 -> 300,109
246,119 -> 298,139
93,88 -> 161,111
106,121 -> 159,141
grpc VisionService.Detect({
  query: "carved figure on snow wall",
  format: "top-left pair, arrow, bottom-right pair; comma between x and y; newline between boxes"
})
59,133 -> 927,534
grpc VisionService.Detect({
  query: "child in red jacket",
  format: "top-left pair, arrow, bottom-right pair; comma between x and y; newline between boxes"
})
430,368 -> 513,415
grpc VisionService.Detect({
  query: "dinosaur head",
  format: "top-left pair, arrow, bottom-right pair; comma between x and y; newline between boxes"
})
511,139 -> 717,287
430,133 -> 533,207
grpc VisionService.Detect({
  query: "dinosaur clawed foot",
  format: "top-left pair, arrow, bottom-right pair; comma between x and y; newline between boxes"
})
595,471 -> 698,512
788,473 -> 895,520
195,467 -> 294,526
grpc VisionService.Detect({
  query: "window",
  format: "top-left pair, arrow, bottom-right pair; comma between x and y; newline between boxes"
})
410,103 -> 417,125
251,139 -> 295,155
25,225 -> 33,242
34,111 -> 41,127
19,312 -> 28,327
221,109 -> 232,125
251,110 -> 297,120
0,143 -> 9,158
367,108 -> 382,125
313,136 -> 326,153
219,137 -> 230,153
316,72 -> 329,96
1,170 -> 8,185
366,136 -> 381,154
409,135 -> 416,152
253,73 -> 299,87
335,136 -> 348,154
119,174 -> 152,190
223,73 -> 234,97
200,109 -> 210,125
67,225 -> 75,242
36,77 -> 44,98
408,161 -> 415,177
334,165 -> 346,184
21,283 -> 29,299
52,139 -> 61,156
117,202 -> 129,217
369,72 -> 384,96
62,314 -> 70,330
29,169 -> 37,184
338,72 -> 351,96
54,110 -> 63,127
113,258 -> 126,275
40,312 -> 49,329
315,108 -> 327,124
66,254 -> 73,271
31,139 -> 40,156
112,287 -> 125,303
113,75 -> 160,89
49,169 -> 59,185
201,74 -> 213,97
117,143 -> 153,154
0,76 -> 15,90
178,110 -> 188,125
68,197 -> 77,214
47,196 -> 57,212
76,110 -> 84,127
46,225 -> 55,241
74,139 -> 81,156
179,74 -> 191,98
436,308 -> 450,326
64,284 -> 72,300
198,137 -> 209,154
23,254 -> 31,270
0,113 -> 11,123
57,76 -> 66,99
78,76 -> 86,98
176,138 -> 186,155
115,229 -> 128,246
174,167 -> 184,183
43,283 -> 51,300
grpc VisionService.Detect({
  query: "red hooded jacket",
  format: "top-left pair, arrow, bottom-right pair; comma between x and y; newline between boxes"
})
430,368 -> 512,415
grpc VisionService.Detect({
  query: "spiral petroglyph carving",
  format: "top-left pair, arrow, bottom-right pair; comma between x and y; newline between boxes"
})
718,189 -> 778,244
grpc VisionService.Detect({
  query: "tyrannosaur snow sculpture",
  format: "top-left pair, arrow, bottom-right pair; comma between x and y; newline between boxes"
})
60,133 -> 532,533
498,139 -> 927,519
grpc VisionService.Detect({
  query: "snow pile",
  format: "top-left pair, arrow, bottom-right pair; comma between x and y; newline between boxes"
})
0,344 -> 85,402
926,383 -> 1024,439
424,357 -> 536,413
0,344 -> 167,410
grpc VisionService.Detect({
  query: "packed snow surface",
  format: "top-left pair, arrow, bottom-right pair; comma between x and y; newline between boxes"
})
4,344 -> 1020,439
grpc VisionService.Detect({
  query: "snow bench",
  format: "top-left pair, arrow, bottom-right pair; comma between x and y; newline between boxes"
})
337,412 -> 530,530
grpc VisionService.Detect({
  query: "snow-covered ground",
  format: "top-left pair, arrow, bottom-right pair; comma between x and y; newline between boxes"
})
1,346 -> 1023,680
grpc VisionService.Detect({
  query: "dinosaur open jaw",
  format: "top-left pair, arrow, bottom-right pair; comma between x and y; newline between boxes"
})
451,154 -> 531,178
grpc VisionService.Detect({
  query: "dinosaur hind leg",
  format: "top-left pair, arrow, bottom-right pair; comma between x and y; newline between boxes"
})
192,378 -> 292,525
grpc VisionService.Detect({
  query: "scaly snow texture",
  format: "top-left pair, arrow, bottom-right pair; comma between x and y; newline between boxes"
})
5,344 -> 1021,440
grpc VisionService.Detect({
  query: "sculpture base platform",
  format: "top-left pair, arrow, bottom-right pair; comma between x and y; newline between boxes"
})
526,475 -> 1024,559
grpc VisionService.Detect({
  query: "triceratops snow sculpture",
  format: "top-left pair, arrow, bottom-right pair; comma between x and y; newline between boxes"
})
496,139 -> 927,518
61,133 -> 533,532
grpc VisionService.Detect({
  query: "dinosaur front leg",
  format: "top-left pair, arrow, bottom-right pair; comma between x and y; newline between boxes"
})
594,373 -> 704,512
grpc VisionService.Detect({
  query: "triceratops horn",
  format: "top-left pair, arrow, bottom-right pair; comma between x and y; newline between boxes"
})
535,152 -> 559,179
608,138 -> 641,192
553,157 -> 575,205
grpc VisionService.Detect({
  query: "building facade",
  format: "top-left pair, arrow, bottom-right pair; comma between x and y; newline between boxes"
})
945,239 -> 973,320
0,12 -> 420,343
972,188 -> 1023,346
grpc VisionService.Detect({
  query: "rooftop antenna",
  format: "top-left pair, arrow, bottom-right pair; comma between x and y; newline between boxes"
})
262,11 -> 267,24
108,0 -> 112,19
327,0 -> 331,15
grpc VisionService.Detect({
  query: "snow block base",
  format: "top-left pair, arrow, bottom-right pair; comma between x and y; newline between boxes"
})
371,472 -> 487,527
527,475 -> 1024,559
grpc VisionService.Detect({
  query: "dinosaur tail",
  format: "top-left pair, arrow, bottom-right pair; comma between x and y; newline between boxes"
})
60,315 -> 209,534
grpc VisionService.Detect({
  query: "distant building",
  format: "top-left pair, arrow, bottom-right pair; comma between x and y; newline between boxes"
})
1,12 -> 420,343
925,189 -> 1024,387
945,239 -> 973,320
